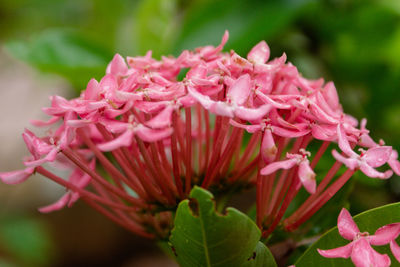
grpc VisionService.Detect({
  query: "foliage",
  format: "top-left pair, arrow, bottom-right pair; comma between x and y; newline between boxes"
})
170,187 -> 276,267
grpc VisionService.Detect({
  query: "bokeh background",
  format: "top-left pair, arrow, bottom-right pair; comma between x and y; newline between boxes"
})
1,0 -> 400,266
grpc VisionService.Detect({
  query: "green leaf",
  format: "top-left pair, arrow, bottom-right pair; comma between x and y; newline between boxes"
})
169,186 -> 276,267
243,242 -> 277,267
295,202 -> 400,267
5,29 -> 113,89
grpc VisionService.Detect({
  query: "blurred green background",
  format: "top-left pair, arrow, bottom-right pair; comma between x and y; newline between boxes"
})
1,0 -> 400,266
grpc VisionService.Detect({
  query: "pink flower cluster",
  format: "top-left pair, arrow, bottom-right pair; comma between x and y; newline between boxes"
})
1,31 -> 399,238
318,208 -> 400,267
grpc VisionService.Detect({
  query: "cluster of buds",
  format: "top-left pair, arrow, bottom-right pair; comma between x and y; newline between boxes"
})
1,31 -> 399,239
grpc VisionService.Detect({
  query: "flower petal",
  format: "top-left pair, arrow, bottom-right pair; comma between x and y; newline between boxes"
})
135,126 -> 173,142
298,160 -> 316,194
260,158 -> 297,176
234,104 -> 271,121
332,150 -> 359,170
388,150 -> 400,175
38,194 -> 71,213
229,119 -> 262,133
106,54 -> 128,77
359,163 -> 393,179
317,242 -> 353,259
363,146 -> 392,168
98,130 -> 134,151
227,74 -> 251,106
351,238 -> 390,267
337,124 -> 357,157
369,223 -> 400,246
390,240 -> 400,263
145,105 -> 174,129
338,208 -> 359,240
261,129 -> 277,163
0,168 -> 35,185
247,41 -> 270,64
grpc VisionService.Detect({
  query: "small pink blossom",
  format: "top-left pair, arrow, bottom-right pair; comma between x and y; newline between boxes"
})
260,149 -> 316,194
332,124 -> 393,179
318,208 -> 398,267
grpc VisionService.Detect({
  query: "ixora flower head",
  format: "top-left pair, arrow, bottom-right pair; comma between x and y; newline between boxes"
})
1,31 -> 399,241
318,208 -> 400,267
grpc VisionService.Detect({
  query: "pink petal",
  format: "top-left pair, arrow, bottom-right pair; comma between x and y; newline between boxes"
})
298,160 -> 316,194
369,223 -> 400,246
99,119 -> 128,133
0,168 -> 34,184
260,158 -> 297,176
359,163 -> 393,179
145,105 -> 174,129
272,125 -> 310,138
67,119 -> 93,128
388,150 -> 400,175
104,101 -> 134,118
363,146 -> 392,168
310,102 -> 339,124
24,148 -> 59,167
30,116 -> 60,127
322,81 -> 340,111
98,130 -> 134,151
359,133 -> 378,148
99,74 -> 118,92
351,238 -> 390,267
229,120 -> 262,133
83,78 -> 100,100
390,240 -> 400,263
337,208 -> 359,240
210,101 -> 235,118
255,91 -> 291,109
227,74 -> 251,105
311,124 -> 336,141
234,104 -> 271,121
38,194 -> 71,213
113,90 -> 142,102
135,126 -> 173,142
106,54 -> 128,77
247,41 -> 270,64
332,150 -> 359,170
261,129 -> 277,163
317,242 -> 354,259
135,100 -> 169,114
186,64 -> 207,79
336,124 -> 358,157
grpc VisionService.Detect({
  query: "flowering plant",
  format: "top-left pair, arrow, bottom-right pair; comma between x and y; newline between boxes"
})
2,31 -> 400,266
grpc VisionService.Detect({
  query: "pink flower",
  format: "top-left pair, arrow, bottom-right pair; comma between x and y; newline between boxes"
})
332,124 -> 393,179
318,208 -> 399,267
1,31 -> 398,239
39,159 -> 94,213
260,149 -> 316,194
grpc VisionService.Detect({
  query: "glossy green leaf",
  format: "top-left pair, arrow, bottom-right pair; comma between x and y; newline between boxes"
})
295,202 -> 400,267
243,241 -> 277,267
5,29 -> 113,89
169,186 -> 276,267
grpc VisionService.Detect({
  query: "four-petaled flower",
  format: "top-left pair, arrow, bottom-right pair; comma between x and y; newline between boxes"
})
260,149 -> 316,194
318,208 -> 400,267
